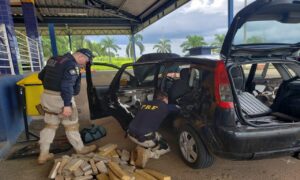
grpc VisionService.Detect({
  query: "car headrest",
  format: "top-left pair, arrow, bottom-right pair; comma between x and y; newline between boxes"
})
231,66 -> 244,91
189,68 -> 200,88
180,68 -> 190,80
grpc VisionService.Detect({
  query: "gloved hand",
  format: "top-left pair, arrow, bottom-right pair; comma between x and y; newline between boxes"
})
62,106 -> 72,117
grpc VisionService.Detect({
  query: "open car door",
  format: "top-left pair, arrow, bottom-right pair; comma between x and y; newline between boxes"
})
108,62 -> 159,130
86,62 -> 121,120
86,62 -> 159,130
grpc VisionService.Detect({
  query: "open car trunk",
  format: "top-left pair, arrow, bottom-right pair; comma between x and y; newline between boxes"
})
229,62 -> 300,125
219,0 -> 300,125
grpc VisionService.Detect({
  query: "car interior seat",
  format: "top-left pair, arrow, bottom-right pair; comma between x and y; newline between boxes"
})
189,68 -> 200,88
231,66 -> 272,117
231,66 -> 245,93
168,68 -> 191,102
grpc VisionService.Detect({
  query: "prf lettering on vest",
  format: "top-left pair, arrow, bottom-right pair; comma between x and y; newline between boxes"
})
141,104 -> 159,110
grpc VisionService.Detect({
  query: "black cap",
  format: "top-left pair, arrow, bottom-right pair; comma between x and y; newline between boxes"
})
76,48 -> 94,62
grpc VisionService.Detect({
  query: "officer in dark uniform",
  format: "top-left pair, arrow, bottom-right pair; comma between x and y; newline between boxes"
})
128,91 -> 180,160
37,49 -> 96,164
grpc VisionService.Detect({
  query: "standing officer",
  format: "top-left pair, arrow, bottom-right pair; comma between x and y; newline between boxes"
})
37,49 -> 96,164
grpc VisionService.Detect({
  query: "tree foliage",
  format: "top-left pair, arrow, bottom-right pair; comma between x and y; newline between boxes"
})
42,36 -> 72,59
41,35 -> 120,62
180,35 -> 207,53
211,34 -> 225,47
211,34 -> 225,53
101,36 -> 121,63
153,39 -> 172,53
71,35 -> 85,51
41,36 -> 52,59
246,36 -> 265,44
126,34 -> 144,58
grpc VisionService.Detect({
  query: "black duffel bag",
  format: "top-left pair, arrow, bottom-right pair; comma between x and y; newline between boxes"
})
80,125 -> 106,144
271,76 -> 300,118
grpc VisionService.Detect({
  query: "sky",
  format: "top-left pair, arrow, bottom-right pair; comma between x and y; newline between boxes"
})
86,0 -> 254,57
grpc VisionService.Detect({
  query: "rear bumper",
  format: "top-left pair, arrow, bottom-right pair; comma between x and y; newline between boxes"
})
214,145 -> 300,160
204,125 -> 300,160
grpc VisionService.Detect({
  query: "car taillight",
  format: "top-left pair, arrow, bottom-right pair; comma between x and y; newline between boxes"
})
214,61 -> 234,109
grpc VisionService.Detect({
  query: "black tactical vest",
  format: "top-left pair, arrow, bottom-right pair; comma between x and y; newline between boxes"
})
43,54 -> 73,91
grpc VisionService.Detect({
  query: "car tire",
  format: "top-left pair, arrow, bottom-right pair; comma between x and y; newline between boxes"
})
178,125 -> 214,169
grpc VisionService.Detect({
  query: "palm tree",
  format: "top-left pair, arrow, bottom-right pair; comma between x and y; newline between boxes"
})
246,36 -> 264,44
180,35 -> 207,53
41,36 -> 70,59
41,36 -> 52,59
71,35 -> 85,51
42,35 -> 105,60
84,40 -> 105,57
153,39 -> 172,53
211,34 -> 225,47
126,34 -> 144,59
211,34 -> 225,53
101,36 -> 121,63
93,42 -> 106,57
57,36 -> 70,55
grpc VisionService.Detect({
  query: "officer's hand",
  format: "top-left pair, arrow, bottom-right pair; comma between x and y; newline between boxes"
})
62,106 -> 72,117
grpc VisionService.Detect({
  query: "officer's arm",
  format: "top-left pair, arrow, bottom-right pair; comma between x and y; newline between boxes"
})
38,68 -> 46,81
61,67 -> 78,106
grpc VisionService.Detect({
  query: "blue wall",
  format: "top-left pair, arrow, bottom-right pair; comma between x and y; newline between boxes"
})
0,75 -> 28,158
0,0 -> 20,74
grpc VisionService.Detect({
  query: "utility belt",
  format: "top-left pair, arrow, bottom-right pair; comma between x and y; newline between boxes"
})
44,109 -> 60,115
128,131 -> 156,142
37,89 -> 74,116
36,104 -> 61,116
35,89 -> 62,116
44,89 -> 61,96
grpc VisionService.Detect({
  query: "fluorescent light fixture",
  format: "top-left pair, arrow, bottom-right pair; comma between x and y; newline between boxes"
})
57,12 -> 88,16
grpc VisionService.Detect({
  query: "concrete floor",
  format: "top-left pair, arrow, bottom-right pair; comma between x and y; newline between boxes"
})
0,117 -> 300,180
1,78 -> 300,180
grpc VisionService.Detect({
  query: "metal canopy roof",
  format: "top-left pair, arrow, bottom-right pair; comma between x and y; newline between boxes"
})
11,0 -> 190,35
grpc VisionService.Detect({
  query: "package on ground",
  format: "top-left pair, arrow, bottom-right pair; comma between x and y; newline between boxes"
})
47,144 -> 171,180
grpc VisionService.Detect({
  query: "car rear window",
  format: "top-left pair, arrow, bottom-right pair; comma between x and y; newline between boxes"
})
233,21 -> 300,45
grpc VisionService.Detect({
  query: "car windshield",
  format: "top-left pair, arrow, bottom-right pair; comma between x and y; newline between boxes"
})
233,20 -> 300,45
133,64 -> 157,83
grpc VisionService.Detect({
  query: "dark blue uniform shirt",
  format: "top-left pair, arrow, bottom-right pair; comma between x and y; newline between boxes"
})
128,99 -> 179,137
38,53 -> 81,106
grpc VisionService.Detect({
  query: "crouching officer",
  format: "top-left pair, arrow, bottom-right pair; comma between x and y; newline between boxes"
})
37,49 -> 96,164
128,91 -> 180,161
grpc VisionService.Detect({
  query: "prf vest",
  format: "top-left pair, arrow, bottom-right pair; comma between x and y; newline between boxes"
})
43,54 -> 74,91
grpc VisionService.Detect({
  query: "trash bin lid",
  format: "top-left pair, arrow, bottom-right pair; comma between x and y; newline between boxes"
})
17,73 -> 42,87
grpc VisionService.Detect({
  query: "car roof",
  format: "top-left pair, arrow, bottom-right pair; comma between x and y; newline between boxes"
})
131,57 -> 220,67
136,53 -> 221,65
136,53 -> 180,63
188,54 -> 221,61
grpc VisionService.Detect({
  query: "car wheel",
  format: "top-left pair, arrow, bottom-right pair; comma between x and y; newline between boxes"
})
178,125 -> 214,169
